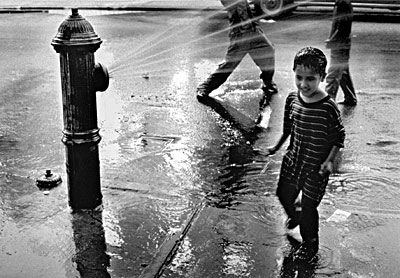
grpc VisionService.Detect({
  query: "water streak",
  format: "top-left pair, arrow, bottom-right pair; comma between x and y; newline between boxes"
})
109,10 -> 321,77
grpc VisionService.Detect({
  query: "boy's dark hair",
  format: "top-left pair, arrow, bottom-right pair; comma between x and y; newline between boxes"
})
293,47 -> 327,78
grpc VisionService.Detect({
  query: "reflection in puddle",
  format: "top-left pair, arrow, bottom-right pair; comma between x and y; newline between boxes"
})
221,239 -> 253,276
168,237 -> 195,275
277,241 -> 343,278
199,142 -> 271,210
71,210 -> 110,278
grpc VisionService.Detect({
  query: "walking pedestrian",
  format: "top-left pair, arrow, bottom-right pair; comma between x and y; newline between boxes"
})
196,0 -> 277,123
325,0 -> 357,105
268,47 -> 345,261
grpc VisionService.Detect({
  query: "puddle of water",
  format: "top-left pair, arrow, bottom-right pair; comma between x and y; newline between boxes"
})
163,86 -> 400,277
320,94 -> 400,233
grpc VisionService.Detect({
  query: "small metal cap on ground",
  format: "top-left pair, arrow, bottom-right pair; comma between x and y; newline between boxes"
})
36,170 -> 62,189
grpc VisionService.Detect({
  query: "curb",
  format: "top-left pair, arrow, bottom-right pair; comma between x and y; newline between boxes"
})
0,5 -> 221,14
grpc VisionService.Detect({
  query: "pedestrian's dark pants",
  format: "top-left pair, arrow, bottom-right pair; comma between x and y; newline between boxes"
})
325,48 -> 356,103
277,178 -> 321,245
197,28 -> 275,94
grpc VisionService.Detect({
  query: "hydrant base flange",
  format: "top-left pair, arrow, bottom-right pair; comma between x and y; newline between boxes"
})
36,170 -> 62,189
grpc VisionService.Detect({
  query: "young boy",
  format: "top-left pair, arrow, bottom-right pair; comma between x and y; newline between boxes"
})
196,0 -> 277,123
268,47 -> 345,261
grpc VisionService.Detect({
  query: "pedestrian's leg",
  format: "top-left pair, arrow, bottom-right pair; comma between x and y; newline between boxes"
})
248,32 -> 276,93
325,66 -> 342,101
337,48 -> 357,105
197,36 -> 246,100
340,67 -> 357,105
248,32 -> 277,123
325,51 -> 343,101
197,60 -> 238,95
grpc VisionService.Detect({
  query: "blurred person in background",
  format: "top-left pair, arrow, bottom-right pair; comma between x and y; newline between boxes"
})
325,0 -> 357,106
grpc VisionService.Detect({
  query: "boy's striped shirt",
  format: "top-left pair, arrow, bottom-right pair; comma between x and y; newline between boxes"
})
283,90 -> 345,172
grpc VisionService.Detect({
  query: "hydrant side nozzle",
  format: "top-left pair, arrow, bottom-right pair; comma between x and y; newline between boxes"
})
93,63 -> 109,92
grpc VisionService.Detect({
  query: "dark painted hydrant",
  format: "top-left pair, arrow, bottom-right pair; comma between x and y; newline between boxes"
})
51,8 -> 109,210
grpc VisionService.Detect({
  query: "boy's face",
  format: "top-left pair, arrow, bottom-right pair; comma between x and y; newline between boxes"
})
294,65 -> 323,97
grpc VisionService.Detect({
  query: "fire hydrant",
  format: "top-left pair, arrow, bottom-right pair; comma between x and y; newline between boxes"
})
51,8 -> 109,210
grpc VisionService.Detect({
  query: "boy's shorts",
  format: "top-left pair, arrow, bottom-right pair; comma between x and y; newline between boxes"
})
278,155 -> 329,203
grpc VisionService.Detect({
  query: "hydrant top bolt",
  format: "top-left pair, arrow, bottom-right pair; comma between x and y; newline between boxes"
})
72,8 -> 79,16
45,170 -> 52,177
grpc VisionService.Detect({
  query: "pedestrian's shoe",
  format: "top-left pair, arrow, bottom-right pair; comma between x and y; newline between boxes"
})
261,83 -> 278,96
294,239 -> 318,262
196,89 -> 210,103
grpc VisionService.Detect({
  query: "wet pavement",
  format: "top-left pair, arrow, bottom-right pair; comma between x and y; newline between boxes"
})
1,3 -> 400,278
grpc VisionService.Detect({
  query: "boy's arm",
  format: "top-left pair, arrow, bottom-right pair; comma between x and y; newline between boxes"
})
268,132 -> 290,155
268,92 -> 295,155
319,145 -> 341,177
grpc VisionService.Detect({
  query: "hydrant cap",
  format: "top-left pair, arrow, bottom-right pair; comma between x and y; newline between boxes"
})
51,8 -> 102,48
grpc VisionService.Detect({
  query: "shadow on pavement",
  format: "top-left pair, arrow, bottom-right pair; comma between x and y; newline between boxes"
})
197,95 -> 264,144
72,210 -> 111,278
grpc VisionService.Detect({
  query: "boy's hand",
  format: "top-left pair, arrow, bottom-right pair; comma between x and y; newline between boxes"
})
319,161 -> 333,177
